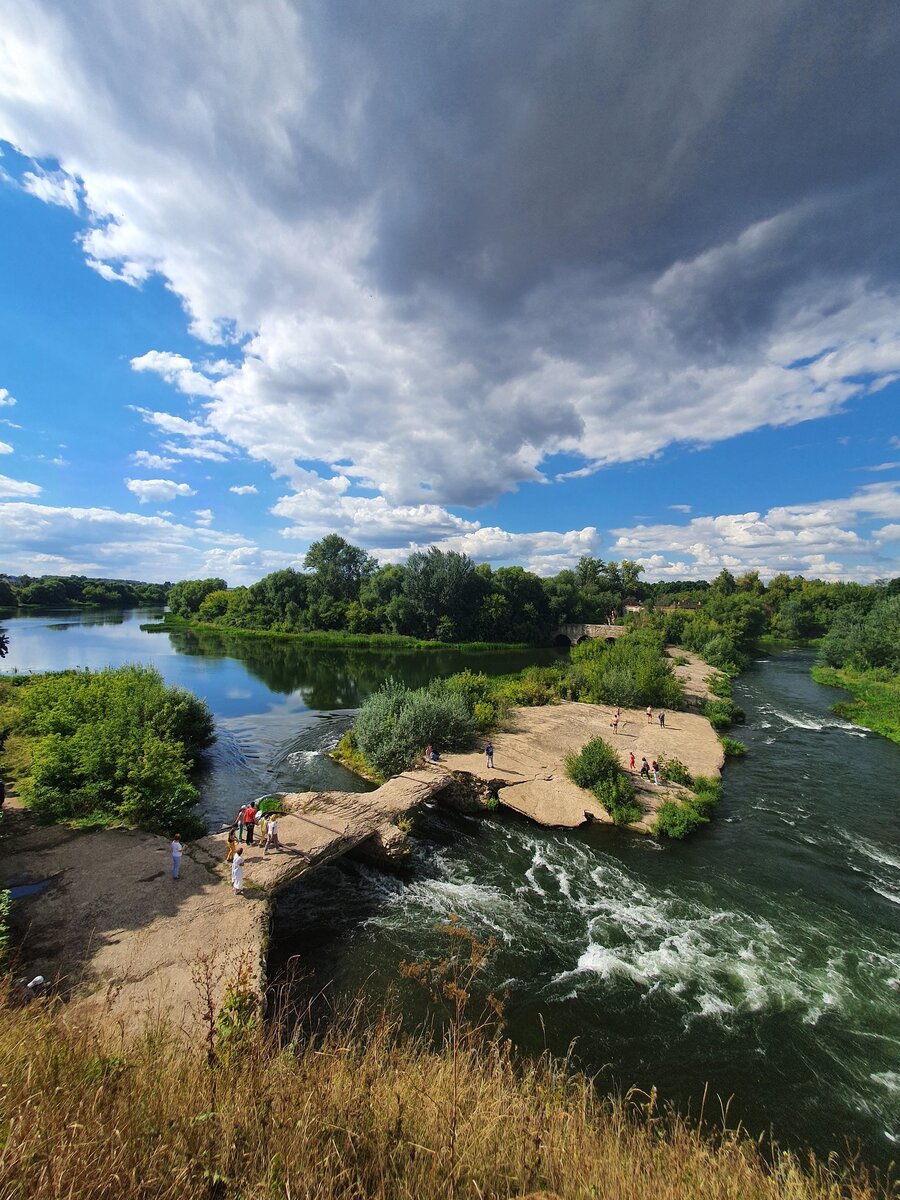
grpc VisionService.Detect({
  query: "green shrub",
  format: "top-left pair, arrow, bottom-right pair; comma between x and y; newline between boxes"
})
570,631 -> 686,709
706,671 -> 733,699
654,800 -> 709,839
354,679 -> 475,777
702,698 -> 744,730
564,737 -> 622,789
659,756 -> 693,787
691,776 -> 723,800
593,774 -> 641,825
257,795 -> 285,815
718,735 -> 746,756
11,666 -> 213,833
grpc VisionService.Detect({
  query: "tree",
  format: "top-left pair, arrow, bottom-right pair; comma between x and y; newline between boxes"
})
0,628 -> 8,658
303,536 -> 377,603
402,547 -> 485,639
167,578 -> 228,617
0,579 -> 16,607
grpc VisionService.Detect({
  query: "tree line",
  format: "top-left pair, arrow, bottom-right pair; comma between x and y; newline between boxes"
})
166,534 -> 900,663
0,574 -> 168,609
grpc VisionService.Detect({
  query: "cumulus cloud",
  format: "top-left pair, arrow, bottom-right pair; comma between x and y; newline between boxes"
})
125,477 -> 196,503
0,440 -> 11,454
132,449 -> 177,470
193,507 -> 214,526
612,483 -> 900,581
0,473 -> 41,497
229,484 -> 257,495
20,164 -> 79,211
0,388 -> 15,407
0,500 -> 298,584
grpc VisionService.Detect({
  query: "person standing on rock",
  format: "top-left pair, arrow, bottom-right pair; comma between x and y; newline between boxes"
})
485,742 -> 494,769
263,814 -> 281,856
658,711 -> 666,728
646,705 -> 653,724
629,751 -> 636,772
231,846 -> 245,895
243,803 -> 258,846
171,833 -> 184,880
640,756 -> 650,779
651,760 -> 661,785
234,806 -> 246,843
610,713 -> 619,735
226,826 -> 238,863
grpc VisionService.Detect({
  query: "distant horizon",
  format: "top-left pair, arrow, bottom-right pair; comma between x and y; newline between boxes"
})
0,2 -> 898,585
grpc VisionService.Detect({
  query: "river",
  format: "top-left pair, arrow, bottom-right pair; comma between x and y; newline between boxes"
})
1,608 -> 898,1169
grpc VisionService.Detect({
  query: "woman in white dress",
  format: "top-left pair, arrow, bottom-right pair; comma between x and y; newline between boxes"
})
231,846 -> 245,894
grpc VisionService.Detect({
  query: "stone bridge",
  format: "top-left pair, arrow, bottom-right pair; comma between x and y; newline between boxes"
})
551,622 -> 629,646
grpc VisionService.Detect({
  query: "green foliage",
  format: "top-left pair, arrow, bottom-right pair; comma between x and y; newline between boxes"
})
564,736 -> 622,789
8,666 -> 214,832
654,800 -> 709,839
0,889 -> 10,966
706,671 -> 733,698
811,665 -> 900,746
592,774 -> 641,825
569,630 -> 685,709
353,679 -> 476,777
1,573 -> 167,610
167,577 -> 227,618
702,698 -> 743,730
718,736 -> 746,756
565,735 -> 639,823
215,975 -> 259,1062
256,795 -> 285,815
659,756 -> 692,787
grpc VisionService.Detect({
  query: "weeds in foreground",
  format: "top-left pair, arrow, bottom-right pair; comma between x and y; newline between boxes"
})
0,964 -> 892,1200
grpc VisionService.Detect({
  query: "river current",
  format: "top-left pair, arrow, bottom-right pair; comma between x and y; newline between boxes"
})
2,608 -> 898,1168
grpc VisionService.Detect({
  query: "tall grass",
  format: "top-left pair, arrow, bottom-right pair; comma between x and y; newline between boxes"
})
0,982 -> 887,1200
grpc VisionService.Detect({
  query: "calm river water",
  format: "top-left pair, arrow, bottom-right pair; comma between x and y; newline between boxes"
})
2,608 -> 898,1168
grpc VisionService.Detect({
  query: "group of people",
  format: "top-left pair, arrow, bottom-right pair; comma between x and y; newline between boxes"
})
226,803 -> 284,894
610,706 -> 666,737
628,751 -> 662,785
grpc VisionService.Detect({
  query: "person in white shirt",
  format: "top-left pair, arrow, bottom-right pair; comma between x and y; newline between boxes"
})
171,834 -> 184,880
231,846 -> 245,894
263,815 -> 281,856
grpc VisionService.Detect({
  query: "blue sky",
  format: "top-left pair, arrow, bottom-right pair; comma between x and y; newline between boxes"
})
1,1 -> 899,585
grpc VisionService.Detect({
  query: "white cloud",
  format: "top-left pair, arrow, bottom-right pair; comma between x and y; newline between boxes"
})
229,484 -> 257,495
865,461 -> 900,472
611,483 -> 900,581
0,500 -> 298,584
0,473 -> 41,498
20,165 -> 79,211
2,3 -> 900,576
0,440 -> 11,454
0,388 -> 15,407
193,507 -> 214,526
668,504 -> 692,513
125,477 -> 196,503
376,526 -> 602,576
132,449 -> 177,471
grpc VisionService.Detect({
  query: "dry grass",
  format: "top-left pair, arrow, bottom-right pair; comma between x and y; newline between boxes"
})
0,984 -> 891,1200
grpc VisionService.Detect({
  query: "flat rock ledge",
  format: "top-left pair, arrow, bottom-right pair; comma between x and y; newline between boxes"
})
440,700 -> 724,832
4,701 -> 722,1034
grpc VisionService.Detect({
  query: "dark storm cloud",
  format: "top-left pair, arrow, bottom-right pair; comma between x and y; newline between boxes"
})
302,0 -> 900,348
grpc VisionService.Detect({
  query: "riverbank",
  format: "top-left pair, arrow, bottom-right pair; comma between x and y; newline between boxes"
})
141,614 -> 532,653
810,665 -> 900,745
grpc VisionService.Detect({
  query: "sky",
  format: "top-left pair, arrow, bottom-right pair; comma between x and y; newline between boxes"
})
0,0 -> 899,587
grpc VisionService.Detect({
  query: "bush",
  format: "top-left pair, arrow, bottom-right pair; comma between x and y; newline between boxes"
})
593,774 -> 641,825
10,666 -> 214,833
718,735 -> 746,756
654,800 -> 709,839
702,698 -> 744,730
706,671 -> 733,698
569,631 -> 685,709
257,795 -> 285,815
659,756 -> 692,787
565,737 -> 622,789
354,679 -> 475,777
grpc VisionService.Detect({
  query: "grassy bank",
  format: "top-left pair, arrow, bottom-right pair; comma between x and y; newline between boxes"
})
141,614 -> 531,652
0,988 -> 885,1200
811,665 -> 900,745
